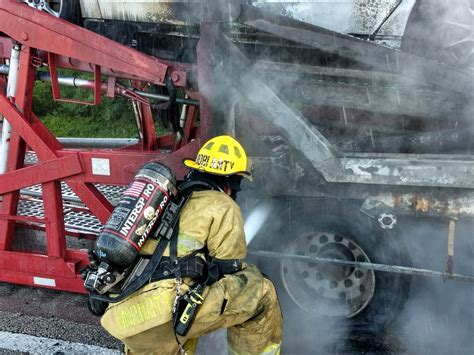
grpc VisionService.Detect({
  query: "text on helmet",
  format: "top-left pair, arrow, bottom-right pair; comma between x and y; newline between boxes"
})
195,154 -> 235,172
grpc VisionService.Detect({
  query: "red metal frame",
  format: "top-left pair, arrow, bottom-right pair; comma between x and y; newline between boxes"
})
0,0 -> 206,293
48,53 -> 102,105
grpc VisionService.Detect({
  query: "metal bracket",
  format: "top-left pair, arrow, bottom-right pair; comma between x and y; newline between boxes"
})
48,53 -> 102,105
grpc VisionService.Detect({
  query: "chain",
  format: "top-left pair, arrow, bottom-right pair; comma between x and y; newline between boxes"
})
172,276 -> 182,314
172,276 -> 187,355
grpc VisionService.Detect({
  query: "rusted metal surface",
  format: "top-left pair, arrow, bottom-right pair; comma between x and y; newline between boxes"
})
339,155 -> 474,188
362,191 -> 474,218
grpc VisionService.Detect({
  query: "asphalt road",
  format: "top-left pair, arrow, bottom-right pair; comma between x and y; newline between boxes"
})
0,281 -> 229,354
0,282 -> 123,353
0,281 -> 401,354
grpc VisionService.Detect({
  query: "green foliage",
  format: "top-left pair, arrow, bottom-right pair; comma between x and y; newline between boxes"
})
32,77 -> 138,138
40,113 -> 137,138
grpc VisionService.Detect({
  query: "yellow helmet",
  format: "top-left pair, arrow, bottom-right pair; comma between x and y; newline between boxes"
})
183,135 -> 252,179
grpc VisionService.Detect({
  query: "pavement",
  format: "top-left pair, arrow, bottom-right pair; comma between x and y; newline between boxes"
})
0,281 -> 232,354
0,119 -> 122,352
0,282 -> 123,353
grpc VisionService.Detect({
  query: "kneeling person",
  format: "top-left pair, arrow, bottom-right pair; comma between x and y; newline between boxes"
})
100,135 -> 282,354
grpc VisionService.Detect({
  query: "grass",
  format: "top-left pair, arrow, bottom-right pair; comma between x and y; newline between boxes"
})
40,112 -> 138,138
32,76 -> 149,138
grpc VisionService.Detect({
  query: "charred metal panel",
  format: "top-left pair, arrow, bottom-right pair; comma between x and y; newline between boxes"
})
91,0 -> 410,36
340,154 -> 474,188
352,0 -> 400,32
94,0 -> 213,25
96,0 -> 201,25
338,129 -> 473,154
251,0 -> 412,36
200,16 -> 474,189
376,0 -> 416,45
240,4 -> 473,95
95,0 -> 243,25
80,0 -> 102,19
266,72 -> 471,121
199,26 -> 344,179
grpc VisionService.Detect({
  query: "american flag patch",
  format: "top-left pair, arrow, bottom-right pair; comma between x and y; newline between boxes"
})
124,181 -> 146,197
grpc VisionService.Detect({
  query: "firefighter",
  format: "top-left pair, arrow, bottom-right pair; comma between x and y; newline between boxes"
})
100,135 -> 283,354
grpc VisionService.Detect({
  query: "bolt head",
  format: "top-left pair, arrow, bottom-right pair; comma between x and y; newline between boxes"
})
378,213 -> 397,230
21,32 -> 29,41
171,72 -> 180,82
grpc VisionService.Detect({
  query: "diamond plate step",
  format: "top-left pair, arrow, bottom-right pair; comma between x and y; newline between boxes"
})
17,199 -> 103,235
20,182 -> 125,206
19,151 -> 125,235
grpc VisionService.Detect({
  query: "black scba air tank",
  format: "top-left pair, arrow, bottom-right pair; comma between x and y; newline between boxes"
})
95,162 -> 177,269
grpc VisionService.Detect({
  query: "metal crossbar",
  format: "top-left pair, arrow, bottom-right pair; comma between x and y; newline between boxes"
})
249,250 -> 474,283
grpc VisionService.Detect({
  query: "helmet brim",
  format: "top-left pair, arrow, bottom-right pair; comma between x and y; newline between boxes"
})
183,158 -> 201,171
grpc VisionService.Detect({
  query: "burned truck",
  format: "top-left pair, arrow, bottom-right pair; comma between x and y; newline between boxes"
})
4,0 -> 474,350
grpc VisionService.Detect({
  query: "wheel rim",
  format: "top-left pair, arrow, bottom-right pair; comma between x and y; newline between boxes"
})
439,0 -> 474,67
20,0 -> 62,18
281,232 -> 375,318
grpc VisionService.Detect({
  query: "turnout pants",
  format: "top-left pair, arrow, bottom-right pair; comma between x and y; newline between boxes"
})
101,265 -> 282,354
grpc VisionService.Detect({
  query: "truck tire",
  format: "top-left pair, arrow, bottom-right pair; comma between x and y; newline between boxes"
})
248,198 -> 411,341
20,0 -> 82,24
402,0 -> 473,68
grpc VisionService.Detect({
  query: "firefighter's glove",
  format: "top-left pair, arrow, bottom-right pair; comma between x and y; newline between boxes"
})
87,295 -> 109,316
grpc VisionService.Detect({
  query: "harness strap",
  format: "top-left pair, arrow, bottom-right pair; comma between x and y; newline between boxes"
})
151,255 -> 207,282
89,228 -> 175,303
151,255 -> 243,285
208,257 -> 243,278
90,194 -> 190,303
